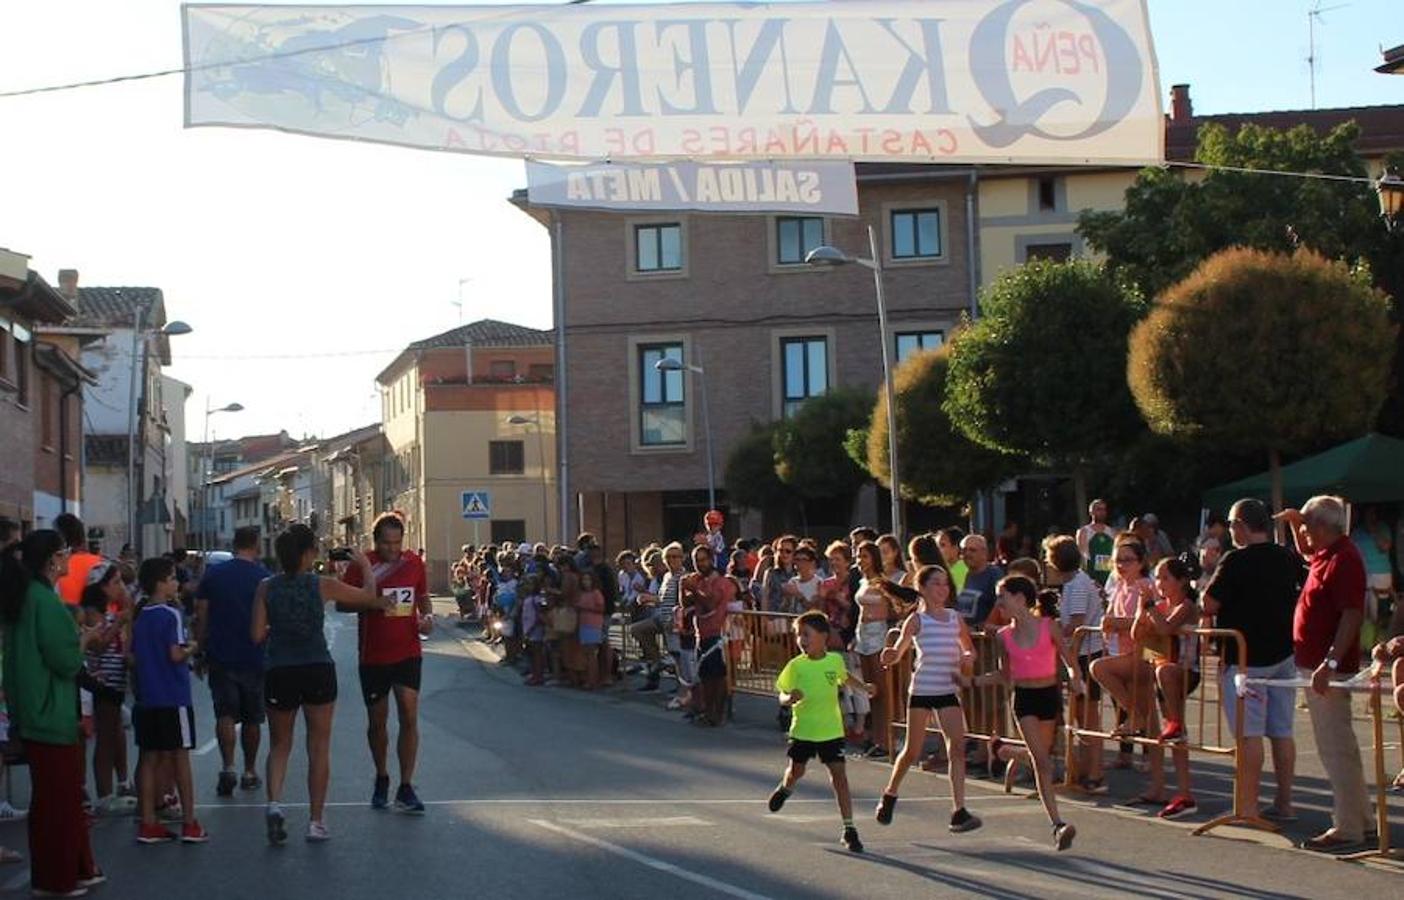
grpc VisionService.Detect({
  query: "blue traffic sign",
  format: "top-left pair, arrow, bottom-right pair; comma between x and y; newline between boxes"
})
461,491 -> 491,520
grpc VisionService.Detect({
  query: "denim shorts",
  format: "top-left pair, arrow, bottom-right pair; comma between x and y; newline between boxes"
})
854,621 -> 889,656
578,625 -> 603,646
1221,656 -> 1297,739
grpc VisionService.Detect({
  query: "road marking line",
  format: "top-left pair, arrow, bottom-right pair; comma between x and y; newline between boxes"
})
556,816 -> 711,828
529,819 -> 774,900
191,795 -> 972,811
2,871 -> 28,893
194,738 -> 218,756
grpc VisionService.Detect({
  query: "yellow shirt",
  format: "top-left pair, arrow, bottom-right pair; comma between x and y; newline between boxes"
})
775,652 -> 847,742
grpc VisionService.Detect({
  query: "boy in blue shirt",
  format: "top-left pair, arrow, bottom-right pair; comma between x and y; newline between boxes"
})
132,557 -> 209,844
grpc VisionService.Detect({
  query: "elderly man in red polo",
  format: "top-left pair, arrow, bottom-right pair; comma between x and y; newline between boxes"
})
1277,496 -> 1371,852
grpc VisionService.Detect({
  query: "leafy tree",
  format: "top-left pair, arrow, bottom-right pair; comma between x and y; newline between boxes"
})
942,260 -> 1148,511
773,387 -> 872,500
1081,122 -> 1404,431
722,421 -> 794,513
1128,247 -> 1396,509
865,345 -> 1023,506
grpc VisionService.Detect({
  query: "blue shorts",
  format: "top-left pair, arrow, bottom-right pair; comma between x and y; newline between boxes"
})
578,625 -> 602,646
1222,656 -> 1297,739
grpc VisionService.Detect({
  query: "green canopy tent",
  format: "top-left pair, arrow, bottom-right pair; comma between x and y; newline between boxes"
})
1203,433 -> 1404,512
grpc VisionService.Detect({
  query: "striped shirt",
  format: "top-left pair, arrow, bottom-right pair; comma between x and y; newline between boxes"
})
910,610 -> 962,697
85,613 -> 128,694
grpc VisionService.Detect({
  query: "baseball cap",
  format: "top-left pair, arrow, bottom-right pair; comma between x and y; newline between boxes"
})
86,559 -> 117,586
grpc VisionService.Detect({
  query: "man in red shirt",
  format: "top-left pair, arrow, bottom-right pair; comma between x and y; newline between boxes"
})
1278,496 -> 1370,851
341,513 -> 432,814
683,546 -> 734,727
54,513 -> 102,606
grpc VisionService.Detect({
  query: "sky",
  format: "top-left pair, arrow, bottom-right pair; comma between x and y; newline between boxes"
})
2,0 -> 1401,442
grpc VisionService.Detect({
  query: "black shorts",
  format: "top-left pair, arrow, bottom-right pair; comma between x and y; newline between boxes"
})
265,663 -> 338,711
134,706 -> 196,752
697,637 -> 727,682
359,657 -> 423,706
786,737 -> 846,765
1077,653 -> 1103,703
909,693 -> 961,711
1013,685 -> 1062,722
209,663 -> 267,725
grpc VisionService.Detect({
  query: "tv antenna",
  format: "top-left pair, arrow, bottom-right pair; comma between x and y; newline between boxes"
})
1307,1 -> 1349,109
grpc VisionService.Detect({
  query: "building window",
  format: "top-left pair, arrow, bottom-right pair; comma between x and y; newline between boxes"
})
639,343 -> 685,446
775,216 -> 824,265
490,519 -> 527,544
890,209 -> 942,260
781,336 -> 828,417
13,334 -> 28,407
1024,242 -> 1073,263
635,223 -> 682,272
1037,176 -> 1058,212
527,363 -> 554,382
40,379 -> 54,447
489,360 -> 517,381
489,440 -> 525,475
895,331 -> 944,363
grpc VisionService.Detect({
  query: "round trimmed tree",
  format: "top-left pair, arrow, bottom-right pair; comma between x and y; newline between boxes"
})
1128,247 -> 1396,508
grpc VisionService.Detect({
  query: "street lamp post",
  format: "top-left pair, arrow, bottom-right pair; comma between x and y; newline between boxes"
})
806,225 -> 903,539
127,312 -> 191,557
654,355 -> 716,512
202,401 -> 244,552
1377,168 -> 1404,230
505,414 -> 552,545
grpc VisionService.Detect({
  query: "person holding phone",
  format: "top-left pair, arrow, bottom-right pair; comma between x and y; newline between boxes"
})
339,513 -> 432,815
251,524 -> 387,844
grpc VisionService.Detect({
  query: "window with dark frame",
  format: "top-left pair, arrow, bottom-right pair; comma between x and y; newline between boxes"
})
490,519 -> 527,544
894,330 -> 945,363
40,379 -> 54,447
781,336 -> 828,418
639,343 -> 685,446
1024,242 -> 1073,263
890,209 -> 942,259
775,216 -> 824,265
489,440 -> 525,475
635,223 -> 683,272
13,334 -> 28,406
1037,176 -> 1058,212
489,359 -> 517,380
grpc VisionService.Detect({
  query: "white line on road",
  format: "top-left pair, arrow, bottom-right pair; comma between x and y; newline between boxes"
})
556,816 -> 712,828
529,819 -> 774,900
193,794 -> 978,811
194,738 -> 219,756
1,871 -> 28,893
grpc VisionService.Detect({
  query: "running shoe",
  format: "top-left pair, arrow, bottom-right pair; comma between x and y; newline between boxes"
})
371,775 -> 391,810
265,806 -> 287,846
76,872 -> 107,888
1053,821 -> 1077,852
136,823 -> 177,845
306,821 -> 331,843
1157,719 -> 1186,743
949,808 -> 982,833
875,793 -> 897,825
0,801 -> 26,821
864,745 -> 889,761
241,772 -> 262,791
1158,795 -> 1198,820
30,888 -> 88,898
180,821 -> 210,844
394,783 -> 426,815
216,771 -> 237,798
767,786 -> 791,813
841,826 -> 864,853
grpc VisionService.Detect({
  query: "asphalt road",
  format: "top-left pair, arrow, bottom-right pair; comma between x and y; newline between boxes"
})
3,599 -> 1401,899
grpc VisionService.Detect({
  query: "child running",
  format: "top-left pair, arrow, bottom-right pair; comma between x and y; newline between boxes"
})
984,575 -> 1084,851
875,564 -> 981,833
767,611 -> 876,853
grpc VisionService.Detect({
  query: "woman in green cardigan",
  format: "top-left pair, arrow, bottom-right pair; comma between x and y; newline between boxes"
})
1,530 -> 105,897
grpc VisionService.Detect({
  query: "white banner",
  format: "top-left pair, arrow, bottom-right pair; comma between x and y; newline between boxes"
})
526,160 -> 858,214
182,1 -> 1163,164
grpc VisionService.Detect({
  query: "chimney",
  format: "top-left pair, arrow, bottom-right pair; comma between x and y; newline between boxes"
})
1170,84 -> 1193,125
57,268 -> 79,300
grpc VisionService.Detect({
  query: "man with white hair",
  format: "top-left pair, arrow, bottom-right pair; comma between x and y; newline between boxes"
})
1277,495 -> 1370,851
955,535 -> 1002,627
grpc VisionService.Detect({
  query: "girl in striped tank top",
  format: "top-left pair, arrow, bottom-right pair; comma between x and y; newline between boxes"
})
874,564 -> 981,834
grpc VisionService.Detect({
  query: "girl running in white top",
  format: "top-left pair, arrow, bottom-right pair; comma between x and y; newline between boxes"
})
875,564 -> 980,832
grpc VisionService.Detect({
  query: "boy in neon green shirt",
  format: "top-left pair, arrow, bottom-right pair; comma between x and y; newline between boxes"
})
768,611 -> 875,852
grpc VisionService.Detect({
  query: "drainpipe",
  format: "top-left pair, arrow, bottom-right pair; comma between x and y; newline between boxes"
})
551,211 -> 569,546
966,169 -> 981,320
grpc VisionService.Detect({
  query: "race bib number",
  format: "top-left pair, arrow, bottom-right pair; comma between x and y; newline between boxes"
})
382,586 -> 416,617
1094,553 -> 1111,573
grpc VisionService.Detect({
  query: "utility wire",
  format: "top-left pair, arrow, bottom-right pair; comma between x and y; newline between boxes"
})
1166,160 -> 1378,185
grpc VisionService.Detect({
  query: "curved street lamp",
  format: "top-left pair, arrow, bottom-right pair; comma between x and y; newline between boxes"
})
202,401 -> 245,551
654,355 -> 716,512
128,316 -> 192,555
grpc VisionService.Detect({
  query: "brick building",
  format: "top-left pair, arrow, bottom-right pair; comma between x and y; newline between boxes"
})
515,169 -> 977,550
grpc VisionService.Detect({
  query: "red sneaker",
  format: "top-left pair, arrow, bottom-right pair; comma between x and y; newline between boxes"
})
180,821 -> 210,844
1158,795 -> 1198,820
1158,720 -> 1186,743
136,822 -> 177,844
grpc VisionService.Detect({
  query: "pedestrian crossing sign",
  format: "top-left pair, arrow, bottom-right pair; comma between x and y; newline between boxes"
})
461,491 -> 491,520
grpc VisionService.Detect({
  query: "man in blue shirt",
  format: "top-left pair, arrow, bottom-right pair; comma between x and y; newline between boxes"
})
193,527 -> 270,798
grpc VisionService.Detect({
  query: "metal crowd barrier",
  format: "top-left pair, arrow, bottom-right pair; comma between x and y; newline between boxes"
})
724,609 -> 801,697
